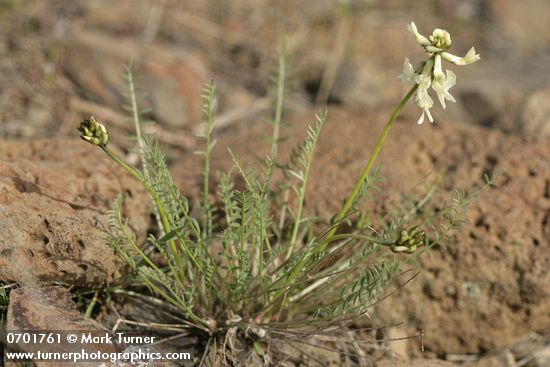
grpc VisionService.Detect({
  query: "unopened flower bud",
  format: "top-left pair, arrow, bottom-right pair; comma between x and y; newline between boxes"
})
429,29 -> 452,50
389,226 -> 426,254
78,116 -> 109,147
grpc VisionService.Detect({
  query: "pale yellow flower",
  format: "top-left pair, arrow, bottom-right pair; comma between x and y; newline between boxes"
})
400,22 -> 479,123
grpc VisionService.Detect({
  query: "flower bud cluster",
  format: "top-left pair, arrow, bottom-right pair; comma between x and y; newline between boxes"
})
78,116 -> 109,147
389,227 -> 426,254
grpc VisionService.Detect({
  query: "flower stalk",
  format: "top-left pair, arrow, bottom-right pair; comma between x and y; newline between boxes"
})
78,117 -> 191,287
324,21 -> 479,244
323,84 -> 418,245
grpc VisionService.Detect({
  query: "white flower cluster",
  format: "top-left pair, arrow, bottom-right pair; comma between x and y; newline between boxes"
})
400,22 -> 480,124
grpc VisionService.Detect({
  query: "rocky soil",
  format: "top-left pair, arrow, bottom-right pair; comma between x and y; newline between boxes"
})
0,139 -> 150,288
0,139 -> 173,367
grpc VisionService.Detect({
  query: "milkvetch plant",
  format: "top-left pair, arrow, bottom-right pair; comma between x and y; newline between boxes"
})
78,23 -> 492,363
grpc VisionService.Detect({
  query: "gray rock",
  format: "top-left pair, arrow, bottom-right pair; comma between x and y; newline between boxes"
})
521,83 -> 550,137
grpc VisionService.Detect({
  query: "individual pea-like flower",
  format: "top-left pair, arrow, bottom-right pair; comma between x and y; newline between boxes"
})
441,47 -> 480,66
416,77 -> 434,124
431,54 -> 457,109
415,60 -> 435,124
398,57 -> 417,84
78,116 -> 109,147
400,21 -> 480,124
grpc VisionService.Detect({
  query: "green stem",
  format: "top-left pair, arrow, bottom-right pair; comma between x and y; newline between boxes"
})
101,146 -> 187,283
139,273 -> 210,330
287,163 -> 310,257
126,63 -> 144,150
125,64 -> 165,238
84,291 -> 98,319
265,85 -> 418,318
271,52 -> 285,158
203,120 -> 213,239
324,84 -> 418,246
202,82 -> 216,238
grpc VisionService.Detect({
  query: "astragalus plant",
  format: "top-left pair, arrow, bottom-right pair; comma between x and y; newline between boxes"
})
78,23 -> 492,364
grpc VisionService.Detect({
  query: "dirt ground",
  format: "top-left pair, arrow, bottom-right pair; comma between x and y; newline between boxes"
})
1,1 -> 549,366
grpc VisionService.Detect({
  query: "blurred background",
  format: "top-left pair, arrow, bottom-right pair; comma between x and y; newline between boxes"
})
1,0 -> 549,146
